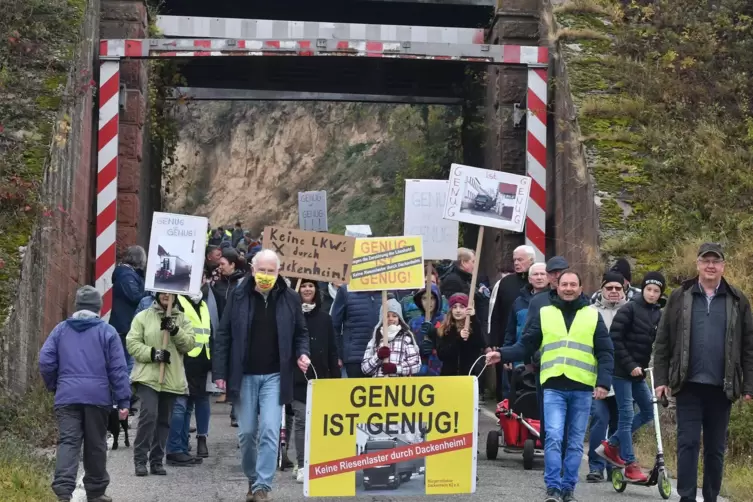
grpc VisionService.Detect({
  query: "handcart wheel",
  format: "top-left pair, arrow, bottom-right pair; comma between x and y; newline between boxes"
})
486,430 -> 500,460
658,471 -> 672,500
611,469 -> 627,493
523,439 -> 534,470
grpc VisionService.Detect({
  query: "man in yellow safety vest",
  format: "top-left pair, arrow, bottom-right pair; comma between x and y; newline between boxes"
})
487,270 -> 614,502
165,289 -> 213,465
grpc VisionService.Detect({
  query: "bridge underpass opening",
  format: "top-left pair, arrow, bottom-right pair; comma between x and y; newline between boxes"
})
95,34 -> 548,321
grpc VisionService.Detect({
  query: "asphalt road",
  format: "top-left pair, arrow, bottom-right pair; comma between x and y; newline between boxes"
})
71,401 -> 704,502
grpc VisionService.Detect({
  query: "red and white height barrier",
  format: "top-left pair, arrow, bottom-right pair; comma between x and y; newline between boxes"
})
95,60 -> 120,321
525,67 -> 548,263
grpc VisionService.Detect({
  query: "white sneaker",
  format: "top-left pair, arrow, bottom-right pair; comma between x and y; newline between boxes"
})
296,470 -> 304,484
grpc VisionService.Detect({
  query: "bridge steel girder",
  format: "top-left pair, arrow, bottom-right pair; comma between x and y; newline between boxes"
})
155,15 -> 487,45
94,39 -> 549,319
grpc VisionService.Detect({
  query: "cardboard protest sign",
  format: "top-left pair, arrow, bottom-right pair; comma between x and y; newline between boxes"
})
262,226 -> 355,284
298,190 -> 328,231
404,179 -> 459,260
144,212 -> 208,296
444,163 -> 532,233
345,225 -> 372,238
348,236 -> 424,292
304,377 -> 478,497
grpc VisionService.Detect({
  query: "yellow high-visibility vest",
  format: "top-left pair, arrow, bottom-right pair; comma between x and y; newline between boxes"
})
539,305 -> 598,387
177,295 -> 211,359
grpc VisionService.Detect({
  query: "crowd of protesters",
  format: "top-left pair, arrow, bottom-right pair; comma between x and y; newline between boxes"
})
37,216 -> 753,502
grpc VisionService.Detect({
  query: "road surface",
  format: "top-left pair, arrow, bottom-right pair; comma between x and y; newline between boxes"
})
72,400 -> 704,501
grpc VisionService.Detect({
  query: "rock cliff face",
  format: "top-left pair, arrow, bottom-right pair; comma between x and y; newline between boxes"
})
164,101 -> 463,237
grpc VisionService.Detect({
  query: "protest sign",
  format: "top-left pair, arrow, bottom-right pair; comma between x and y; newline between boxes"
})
444,163 -> 532,232
348,236 -> 424,292
304,377 -> 478,497
404,179 -> 459,260
345,224 -> 372,238
262,226 -> 356,283
144,212 -> 208,296
298,190 -> 328,231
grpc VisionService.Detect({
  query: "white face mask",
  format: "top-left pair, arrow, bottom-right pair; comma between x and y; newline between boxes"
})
190,292 -> 203,303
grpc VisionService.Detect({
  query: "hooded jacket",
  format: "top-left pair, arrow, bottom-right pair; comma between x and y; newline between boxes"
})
39,311 -> 131,409
361,299 -> 421,377
501,290 -> 614,392
109,264 -> 145,335
591,296 -> 627,329
293,282 -> 341,403
609,295 -> 662,381
126,300 -> 196,395
407,285 -> 447,344
331,286 -> 381,365
213,275 -> 310,405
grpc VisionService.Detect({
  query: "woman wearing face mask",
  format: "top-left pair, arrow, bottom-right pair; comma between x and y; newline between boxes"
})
126,292 -> 196,477
427,294 -> 485,376
597,272 -> 666,482
291,279 -> 341,483
361,298 -> 421,378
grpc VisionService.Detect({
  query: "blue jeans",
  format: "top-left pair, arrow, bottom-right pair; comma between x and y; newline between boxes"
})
608,377 -> 653,464
166,395 -> 211,454
543,389 -> 593,492
237,373 -> 282,492
588,396 -> 618,474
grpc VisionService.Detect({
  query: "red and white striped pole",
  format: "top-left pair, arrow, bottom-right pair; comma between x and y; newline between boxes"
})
526,67 -> 548,262
95,60 -> 120,321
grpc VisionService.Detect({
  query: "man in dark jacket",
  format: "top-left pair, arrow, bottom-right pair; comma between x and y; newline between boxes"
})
213,249 -> 310,502
331,285 -> 381,378
503,262 -> 549,365
654,243 -> 753,502
231,221 -> 244,248
109,245 -> 147,376
39,286 -> 130,502
292,278 -> 341,483
488,271 -> 614,502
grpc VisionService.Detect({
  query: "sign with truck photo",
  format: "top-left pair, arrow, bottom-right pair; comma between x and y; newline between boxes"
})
262,226 -> 356,284
443,163 -> 532,233
348,236 -> 425,292
144,212 -> 208,296
304,376 -> 478,497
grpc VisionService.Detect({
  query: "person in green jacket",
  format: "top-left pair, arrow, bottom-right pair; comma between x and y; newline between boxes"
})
126,292 -> 196,477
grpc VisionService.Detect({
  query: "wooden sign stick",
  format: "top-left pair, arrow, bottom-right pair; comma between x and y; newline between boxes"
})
464,226 -> 485,332
381,290 -> 389,349
159,294 -> 174,384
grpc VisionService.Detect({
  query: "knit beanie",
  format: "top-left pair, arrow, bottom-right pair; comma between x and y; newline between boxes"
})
379,298 -> 407,325
610,258 -> 632,283
601,271 -> 625,289
75,285 -> 102,314
641,271 -> 666,293
448,293 -> 469,309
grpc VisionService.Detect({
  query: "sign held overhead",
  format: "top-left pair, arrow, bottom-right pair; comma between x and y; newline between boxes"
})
144,212 -> 208,296
298,190 -> 328,232
444,163 -> 532,233
349,236 -> 425,292
262,226 -> 356,284
404,179 -> 459,261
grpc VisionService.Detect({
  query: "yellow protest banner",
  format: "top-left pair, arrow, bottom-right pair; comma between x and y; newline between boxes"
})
348,236 -> 425,292
304,377 -> 478,497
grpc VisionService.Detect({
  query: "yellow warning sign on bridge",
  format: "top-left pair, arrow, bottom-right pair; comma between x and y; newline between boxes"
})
348,236 -> 425,292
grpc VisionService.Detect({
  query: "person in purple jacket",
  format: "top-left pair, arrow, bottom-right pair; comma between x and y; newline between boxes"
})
39,286 -> 131,502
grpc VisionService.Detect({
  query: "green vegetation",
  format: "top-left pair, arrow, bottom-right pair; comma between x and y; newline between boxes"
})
0,0 -> 85,317
554,1 -> 753,498
0,383 -> 57,501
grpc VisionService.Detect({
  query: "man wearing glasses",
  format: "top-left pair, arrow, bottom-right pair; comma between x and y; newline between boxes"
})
654,242 -> 753,502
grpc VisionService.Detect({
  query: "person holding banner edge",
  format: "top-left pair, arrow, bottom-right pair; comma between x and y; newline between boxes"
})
486,270 -> 614,502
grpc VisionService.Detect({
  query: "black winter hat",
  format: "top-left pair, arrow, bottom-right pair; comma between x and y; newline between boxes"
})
601,271 -> 625,289
610,258 -> 632,283
641,271 -> 666,293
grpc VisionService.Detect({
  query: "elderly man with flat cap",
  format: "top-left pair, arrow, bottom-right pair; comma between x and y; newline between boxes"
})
654,242 -> 753,502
